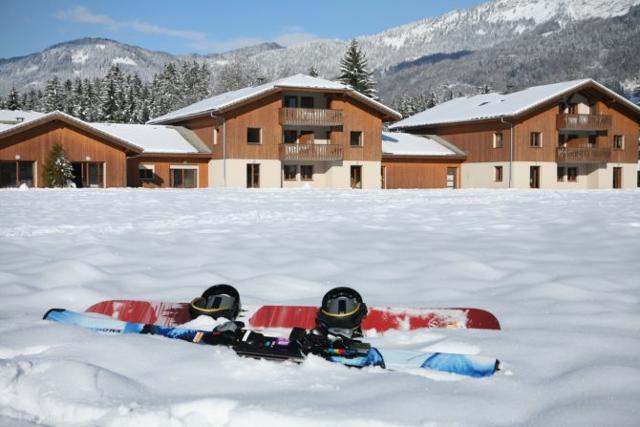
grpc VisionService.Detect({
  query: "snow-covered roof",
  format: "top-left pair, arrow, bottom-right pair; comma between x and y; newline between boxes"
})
148,74 -> 401,124
0,110 -> 209,155
390,79 -> 640,130
91,123 -> 210,154
0,109 -> 45,124
382,132 -> 464,157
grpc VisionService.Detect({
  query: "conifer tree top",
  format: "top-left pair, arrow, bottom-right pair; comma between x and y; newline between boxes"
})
338,39 -> 377,99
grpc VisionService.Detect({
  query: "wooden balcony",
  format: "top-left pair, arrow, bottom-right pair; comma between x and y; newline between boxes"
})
280,144 -> 344,161
279,108 -> 343,126
556,114 -> 612,131
556,146 -> 611,164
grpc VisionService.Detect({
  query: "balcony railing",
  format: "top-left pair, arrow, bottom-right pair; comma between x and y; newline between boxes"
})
280,144 -> 344,161
556,146 -> 611,163
556,114 -> 612,131
279,108 -> 343,126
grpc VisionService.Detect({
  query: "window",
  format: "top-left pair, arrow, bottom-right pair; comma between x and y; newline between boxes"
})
170,167 -> 197,188
567,167 -> 578,182
283,130 -> 297,144
494,166 -> 503,182
613,135 -> 624,150
284,95 -> 298,108
300,96 -> 314,108
350,131 -> 363,147
493,132 -> 503,148
300,165 -> 313,181
530,132 -> 542,147
139,164 -> 154,180
557,167 -> 565,182
0,161 -> 34,188
283,165 -> 297,181
247,128 -> 261,144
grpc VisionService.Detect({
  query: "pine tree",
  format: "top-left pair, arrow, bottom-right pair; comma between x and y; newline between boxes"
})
71,78 -> 84,120
43,143 -> 74,187
308,66 -> 319,77
6,87 -> 21,110
60,79 -> 74,115
43,77 -> 63,112
338,39 -> 376,98
80,79 -> 95,121
98,65 -> 125,122
0,97 -> 5,109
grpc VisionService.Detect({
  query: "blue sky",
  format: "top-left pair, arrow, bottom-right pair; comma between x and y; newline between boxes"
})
1,0 -> 486,58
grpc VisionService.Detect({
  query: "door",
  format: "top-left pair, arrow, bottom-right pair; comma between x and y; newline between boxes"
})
613,167 -> 622,189
350,165 -> 362,189
247,163 -> 260,188
530,166 -> 540,189
446,168 -> 457,189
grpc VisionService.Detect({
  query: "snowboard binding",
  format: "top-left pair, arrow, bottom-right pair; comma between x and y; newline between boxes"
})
189,284 -> 241,320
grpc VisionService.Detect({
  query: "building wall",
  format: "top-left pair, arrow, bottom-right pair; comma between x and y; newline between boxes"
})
210,158 -> 381,189
0,120 -> 127,187
462,161 -> 638,189
382,157 -> 463,189
127,156 -> 209,188
460,162 -> 511,188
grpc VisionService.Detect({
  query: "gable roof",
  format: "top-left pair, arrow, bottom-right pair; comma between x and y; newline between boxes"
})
91,123 -> 210,155
382,132 -> 465,157
0,111 -> 143,154
389,79 -> 640,130
148,74 -> 401,124
0,111 -> 210,155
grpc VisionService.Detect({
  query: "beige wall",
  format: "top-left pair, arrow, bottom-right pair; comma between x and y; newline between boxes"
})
461,162 -> 511,188
209,159 -> 381,189
462,161 -> 638,189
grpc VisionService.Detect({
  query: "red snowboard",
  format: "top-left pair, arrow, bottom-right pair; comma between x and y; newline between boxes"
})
86,300 -> 500,331
249,305 -> 500,331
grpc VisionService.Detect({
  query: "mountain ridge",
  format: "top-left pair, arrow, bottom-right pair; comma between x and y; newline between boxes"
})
1,0 -> 639,102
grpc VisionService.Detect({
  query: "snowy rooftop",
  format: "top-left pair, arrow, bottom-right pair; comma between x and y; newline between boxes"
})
390,78 -> 640,129
0,109 -> 45,124
148,74 -> 400,124
382,132 -> 462,156
91,123 -> 210,154
0,110 -> 209,155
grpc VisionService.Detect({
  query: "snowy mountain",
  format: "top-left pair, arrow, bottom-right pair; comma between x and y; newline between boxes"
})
1,0 -> 639,100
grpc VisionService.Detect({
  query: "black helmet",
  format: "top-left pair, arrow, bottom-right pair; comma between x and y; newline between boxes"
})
316,287 -> 367,336
189,284 -> 241,320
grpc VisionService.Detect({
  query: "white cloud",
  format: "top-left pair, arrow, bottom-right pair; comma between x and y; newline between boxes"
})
55,6 -> 116,27
55,6 -> 321,52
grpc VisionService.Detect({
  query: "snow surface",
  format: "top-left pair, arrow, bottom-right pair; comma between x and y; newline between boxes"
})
382,132 -> 457,156
0,109 -> 45,124
112,57 -> 138,66
91,123 -> 208,154
1,188 -> 639,426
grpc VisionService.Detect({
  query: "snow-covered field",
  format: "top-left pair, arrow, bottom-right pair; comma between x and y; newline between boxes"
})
1,188 -> 639,426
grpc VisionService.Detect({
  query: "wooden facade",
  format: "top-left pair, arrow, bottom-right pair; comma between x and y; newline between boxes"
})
169,91 -> 386,164
402,93 -> 639,168
127,156 -> 209,188
0,119 -> 130,187
382,157 -> 463,189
